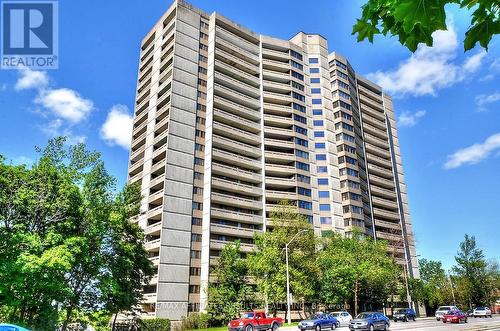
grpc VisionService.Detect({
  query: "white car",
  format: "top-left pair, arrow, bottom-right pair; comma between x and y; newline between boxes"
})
473,307 -> 492,318
435,306 -> 459,321
329,311 -> 352,326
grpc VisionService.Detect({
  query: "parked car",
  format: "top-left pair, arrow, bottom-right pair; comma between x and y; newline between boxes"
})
298,313 -> 338,330
329,311 -> 352,326
348,312 -> 390,331
228,312 -> 283,331
392,308 -> 416,322
442,310 -> 468,324
473,307 -> 493,318
434,305 -> 459,321
465,309 -> 474,317
0,324 -> 31,331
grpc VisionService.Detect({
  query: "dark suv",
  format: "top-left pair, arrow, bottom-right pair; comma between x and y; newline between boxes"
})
393,308 -> 416,322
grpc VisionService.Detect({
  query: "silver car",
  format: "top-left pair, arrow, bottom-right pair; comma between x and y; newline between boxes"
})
473,307 -> 492,318
435,306 -> 459,321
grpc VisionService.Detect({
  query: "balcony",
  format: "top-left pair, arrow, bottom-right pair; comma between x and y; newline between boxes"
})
262,58 -> 290,72
151,159 -> 166,176
263,103 -> 292,115
213,122 -> 260,145
263,70 -> 290,83
211,177 -> 261,197
149,175 -> 165,190
210,224 -> 258,239
145,222 -> 162,236
215,36 -> 260,65
265,176 -> 296,188
266,190 -> 297,201
132,119 -> 148,137
211,162 -> 262,184
211,192 -> 262,210
264,114 -> 293,127
373,208 -> 400,220
365,142 -> 389,159
264,138 -> 294,149
142,293 -> 157,304
366,153 -> 393,169
371,196 -> 398,209
263,80 -> 291,94
361,103 -> 386,122
359,92 -> 384,112
130,145 -> 146,163
148,189 -> 164,205
370,185 -> 397,200
369,174 -> 395,189
212,148 -> 261,170
153,130 -> 168,148
214,71 -> 260,98
154,114 -> 170,133
213,95 -> 260,121
362,119 -> 387,137
211,208 -> 263,225
215,48 -> 260,75
210,239 -> 255,253
264,151 -> 295,164
264,126 -> 294,138
215,26 -> 259,56
262,48 -> 290,61
129,171 -> 143,185
212,135 -> 261,158
149,256 -> 160,267
374,218 -> 401,231
367,163 -> 393,179
214,83 -> 260,110
214,59 -> 260,87
147,205 -> 163,220
129,159 -> 144,176
145,238 -> 161,251
264,164 -> 296,176
364,132 -> 389,150
263,91 -> 292,105
213,108 -> 261,133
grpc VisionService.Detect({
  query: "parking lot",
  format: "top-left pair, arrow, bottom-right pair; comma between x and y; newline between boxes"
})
281,316 -> 500,331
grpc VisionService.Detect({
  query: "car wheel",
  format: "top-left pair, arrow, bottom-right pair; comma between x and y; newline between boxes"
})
369,325 -> 374,331
336,322 -> 340,328
436,318 -> 440,321
245,325 -> 253,331
465,317 -> 468,323
315,324 -> 321,331
404,316 -> 408,322
271,323 -> 279,331
383,322 -> 388,331
331,322 -> 336,330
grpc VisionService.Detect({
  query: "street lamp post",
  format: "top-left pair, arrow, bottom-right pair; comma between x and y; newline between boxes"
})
285,229 -> 309,325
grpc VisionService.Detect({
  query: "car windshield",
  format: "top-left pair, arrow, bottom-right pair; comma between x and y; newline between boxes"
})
356,313 -> 372,319
330,313 -> 340,317
312,314 -> 324,319
476,307 -> 485,310
396,309 -> 406,314
438,307 -> 451,311
242,313 -> 254,319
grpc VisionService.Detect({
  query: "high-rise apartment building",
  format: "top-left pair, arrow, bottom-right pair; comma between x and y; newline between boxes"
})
128,0 -> 419,320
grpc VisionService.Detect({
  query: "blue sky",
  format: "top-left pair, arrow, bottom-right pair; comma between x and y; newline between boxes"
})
0,0 -> 498,270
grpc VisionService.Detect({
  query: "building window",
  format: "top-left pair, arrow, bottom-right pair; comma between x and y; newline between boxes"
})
309,58 -> 319,64
292,81 -> 304,91
295,149 -> 309,159
312,99 -> 322,105
297,187 -> 311,196
194,157 -> 204,166
197,91 -> 207,99
296,162 -> 310,171
320,217 -> 332,224
196,116 -> 206,125
190,250 -> 201,258
310,68 -> 320,74
319,191 -> 330,198
191,234 -> 202,242
199,32 -> 208,40
190,267 -> 201,276
195,130 -> 205,138
293,103 -> 306,113
316,154 -> 327,161
192,217 -> 202,225
198,67 -> 207,75
311,88 -> 321,94
310,77 -> 320,84
291,71 -> 304,81
313,109 -> 322,115
313,120 -> 324,126
200,21 -> 209,29
189,285 -> 200,293
291,60 -> 303,71
294,114 -> 307,124
192,202 -> 203,210
193,187 -> 203,195
197,103 -> 206,112
294,125 -> 307,135
290,50 -> 303,61
314,131 -> 325,138
318,178 -> 329,185
199,54 -> 208,63
320,204 -> 331,211
317,166 -> 328,173
195,143 -> 204,152
297,174 -> 310,183
315,142 -> 326,149
199,43 -> 208,52
295,137 -> 308,147
298,200 -> 312,210
292,92 -> 305,102
194,172 -> 204,180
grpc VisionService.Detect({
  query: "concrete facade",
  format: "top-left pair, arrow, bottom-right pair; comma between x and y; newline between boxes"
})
128,0 -> 419,320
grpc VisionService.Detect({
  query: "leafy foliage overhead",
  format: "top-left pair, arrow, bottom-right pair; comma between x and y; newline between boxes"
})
352,0 -> 499,52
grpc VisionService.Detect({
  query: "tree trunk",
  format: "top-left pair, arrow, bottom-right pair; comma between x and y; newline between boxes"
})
112,312 -> 118,331
61,305 -> 74,331
354,281 -> 359,316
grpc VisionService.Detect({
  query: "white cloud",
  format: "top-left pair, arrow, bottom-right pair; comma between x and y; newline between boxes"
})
444,133 -> 500,169
100,104 -> 133,149
475,92 -> 500,111
35,88 -> 93,123
367,23 -> 486,97
15,68 -> 49,91
40,119 -> 87,144
397,110 -> 427,128
491,58 -> 500,71
463,50 -> 487,72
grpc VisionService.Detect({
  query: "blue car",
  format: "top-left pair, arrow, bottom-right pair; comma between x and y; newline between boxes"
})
298,313 -> 339,331
0,324 -> 31,331
348,312 -> 390,331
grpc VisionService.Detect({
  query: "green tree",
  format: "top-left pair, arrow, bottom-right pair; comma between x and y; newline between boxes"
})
417,258 -> 452,311
207,241 -> 252,326
318,231 -> 398,315
353,0 -> 499,52
0,138 -> 154,330
247,202 -> 318,318
452,234 -> 488,308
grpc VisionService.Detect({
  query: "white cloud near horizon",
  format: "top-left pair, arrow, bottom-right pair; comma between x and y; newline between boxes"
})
100,105 -> 133,149
367,23 -> 487,97
475,92 -> 500,112
444,133 -> 500,169
397,110 -> 427,128
35,88 -> 93,123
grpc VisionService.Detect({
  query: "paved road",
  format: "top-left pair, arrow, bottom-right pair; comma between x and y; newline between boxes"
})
281,316 -> 500,331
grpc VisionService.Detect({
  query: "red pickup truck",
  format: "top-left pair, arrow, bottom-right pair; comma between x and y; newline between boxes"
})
228,311 -> 283,331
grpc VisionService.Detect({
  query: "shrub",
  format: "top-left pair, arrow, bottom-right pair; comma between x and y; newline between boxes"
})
180,313 -> 209,330
141,318 -> 171,331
